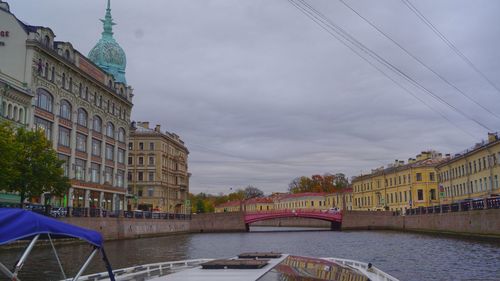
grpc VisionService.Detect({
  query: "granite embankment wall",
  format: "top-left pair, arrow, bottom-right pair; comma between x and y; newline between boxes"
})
62,212 -> 246,240
61,217 -> 190,240
342,209 -> 500,238
190,212 -> 247,233
251,217 -> 331,228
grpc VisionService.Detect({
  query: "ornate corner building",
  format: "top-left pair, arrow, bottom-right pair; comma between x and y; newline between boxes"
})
0,1 -> 134,210
128,122 -> 190,214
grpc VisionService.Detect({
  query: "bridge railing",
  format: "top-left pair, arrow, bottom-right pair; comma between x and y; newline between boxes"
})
244,208 -> 341,215
405,197 -> 499,216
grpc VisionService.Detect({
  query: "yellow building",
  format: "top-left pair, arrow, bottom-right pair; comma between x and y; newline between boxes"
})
128,122 -> 190,213
352,151 -> 445,213
214,200 -> 241,213
274,193 -> 328,211
437,133 -> 500,203
325,188 -> 353,211
244,197 -> 274,212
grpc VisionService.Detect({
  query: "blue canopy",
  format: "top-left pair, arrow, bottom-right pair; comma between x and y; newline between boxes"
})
0,208 -> 103,247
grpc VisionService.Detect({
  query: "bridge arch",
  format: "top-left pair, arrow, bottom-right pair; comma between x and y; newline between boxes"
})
244,210 -> 342,231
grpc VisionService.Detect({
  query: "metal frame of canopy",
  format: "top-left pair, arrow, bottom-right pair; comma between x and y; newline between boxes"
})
0,209 -> 116,281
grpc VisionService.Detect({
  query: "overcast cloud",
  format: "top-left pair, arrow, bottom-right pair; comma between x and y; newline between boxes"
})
10,0 -> 500,194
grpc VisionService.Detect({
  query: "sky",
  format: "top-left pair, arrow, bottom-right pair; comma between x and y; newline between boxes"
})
9,0 -> 500,194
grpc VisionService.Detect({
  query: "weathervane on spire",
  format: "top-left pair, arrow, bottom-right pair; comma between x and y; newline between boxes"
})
100,0 -> 116,38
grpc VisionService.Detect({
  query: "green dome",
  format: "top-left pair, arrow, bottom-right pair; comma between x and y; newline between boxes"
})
88,0 -> 127,84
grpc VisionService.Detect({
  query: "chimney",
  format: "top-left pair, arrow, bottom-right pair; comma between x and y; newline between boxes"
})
155,124 -> 161,132
488,132 -> 498,143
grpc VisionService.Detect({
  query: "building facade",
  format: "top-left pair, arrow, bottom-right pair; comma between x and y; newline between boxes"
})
128,122 -> 190,213
352,151 -> 444,213
0,1 -> 133,210
325,188 -> 353,211
437,133 -> 500,203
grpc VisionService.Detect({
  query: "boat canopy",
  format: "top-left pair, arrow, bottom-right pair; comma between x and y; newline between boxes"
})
0,208 -> 103,247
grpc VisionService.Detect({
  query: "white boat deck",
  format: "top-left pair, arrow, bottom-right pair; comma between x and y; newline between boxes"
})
148,255 -> 288,281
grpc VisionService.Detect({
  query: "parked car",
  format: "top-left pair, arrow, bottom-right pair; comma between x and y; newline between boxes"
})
323,207 -> 340,213
24,204 -> 46,215
50,207 -> 67,217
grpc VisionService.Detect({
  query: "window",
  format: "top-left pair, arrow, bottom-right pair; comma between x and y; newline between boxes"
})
69,77 -> 73,92
58,126 -> 70,147
106,122 -> 115,138
93,115 -> 102,132
62,73 -> 66,89
105,144 -> 114,161
148,187 -> 154,197
34,117 -> 52,140
91,139 -> 101,156
77,108 -> 88,127
417,189 -> 424,201
429,172 -> 435,181
117,170 -> 124,187
118,128 -> 125,142
430,189 -> 436,200
59,100 -> 72,120
138,188 -> 143,197
44,63 -> 49,78
138,157 -> 144,165
139,142 -> 144,150
128,142 -> 133,150
416,173 -> 422,181
128,157 -> 133,165
148,156 -> 154,165
79,83 -> 82,97
76,133 -> 87,152
75,159 -> 86,180
58,154 -> 70,177
118,148 -> 125,164
127,172 -> 132,181
36,88 -> 53,112
138,172 -> 144,181
149,142 -> 155,151
104,167 -> 113,185
84,87 -> 89,100
90,163 -> 100,183
148,172 -> 154,181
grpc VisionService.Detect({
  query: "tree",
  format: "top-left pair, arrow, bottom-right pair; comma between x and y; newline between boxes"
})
0,123 -> 19,188
333,173 -> 349,190
243,185 -> 264,199
3,126 -> 71,207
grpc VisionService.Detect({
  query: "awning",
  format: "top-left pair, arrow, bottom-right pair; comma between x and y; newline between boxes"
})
0,193 -> 21,204
0,208 -> 103,247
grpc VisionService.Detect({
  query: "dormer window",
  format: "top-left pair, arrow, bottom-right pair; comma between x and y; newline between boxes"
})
108,80 -> 113,88
44,35 -> 50,47
65,49 -> 70,60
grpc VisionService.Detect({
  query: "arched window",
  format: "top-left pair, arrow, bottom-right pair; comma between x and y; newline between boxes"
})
93,115 -> 102,133
36,88 -> 53,112
13,106 -> 17,121
1,101 -> 6,117
120,88 -> 124,96
7,104 -> 12,118
106,122 -> 115,138
65,49 -> 70,60
59,100 -> 72,120
77,108 -> 88,127
62,73 -> 66,89
118,128 -> 125,142
18,108 -> 24,123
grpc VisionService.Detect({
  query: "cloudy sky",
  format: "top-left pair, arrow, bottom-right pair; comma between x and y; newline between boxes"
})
10,0 -> 500,194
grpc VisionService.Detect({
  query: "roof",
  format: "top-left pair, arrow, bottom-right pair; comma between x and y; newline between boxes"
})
0,208 -> 103,247
436,137 -> 500,168
245,197 -> 274,204
216,201 -> 241,208
278,193 -> 327,201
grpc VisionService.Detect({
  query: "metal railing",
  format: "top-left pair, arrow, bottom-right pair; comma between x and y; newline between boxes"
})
5,206 -> 191,220
323,258 -> 399,281
405,197 -> 500,216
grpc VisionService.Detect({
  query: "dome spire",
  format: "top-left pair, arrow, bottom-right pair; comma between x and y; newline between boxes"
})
100,0 -> 116,39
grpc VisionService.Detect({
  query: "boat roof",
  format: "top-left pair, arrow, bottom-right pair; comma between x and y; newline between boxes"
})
0,208 -> 103,247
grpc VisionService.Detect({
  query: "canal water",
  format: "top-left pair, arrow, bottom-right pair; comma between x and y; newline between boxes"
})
0,227 -> 499,281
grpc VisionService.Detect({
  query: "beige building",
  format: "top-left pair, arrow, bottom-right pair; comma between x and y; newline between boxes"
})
0,1 -> 133,210
325,188 -> 353,211
352,151 -> 445,213
128,122 -> 190,213
437,133 -> 500,203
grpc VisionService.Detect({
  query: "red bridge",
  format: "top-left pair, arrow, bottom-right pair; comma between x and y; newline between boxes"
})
244,209 -> 342,230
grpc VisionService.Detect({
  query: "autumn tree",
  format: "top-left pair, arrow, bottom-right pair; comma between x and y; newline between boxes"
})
243,185 -> 264,199
0,123 -> 19,188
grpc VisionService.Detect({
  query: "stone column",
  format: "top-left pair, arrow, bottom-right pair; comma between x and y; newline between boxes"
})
84,189 -> 90,208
